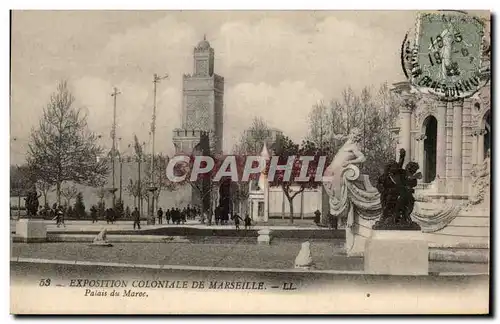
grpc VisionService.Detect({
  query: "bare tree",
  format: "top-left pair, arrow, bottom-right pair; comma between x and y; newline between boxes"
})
27,81 -> 109,205
36,179 -> 53,207
61,184 -> 78,206
307,83 -> 399,181
232,117 -> 274,215
126,179 -> 140,208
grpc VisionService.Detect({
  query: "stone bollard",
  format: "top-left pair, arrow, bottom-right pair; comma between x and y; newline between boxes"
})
257,229 -> 272,245
295,241 -> 315,269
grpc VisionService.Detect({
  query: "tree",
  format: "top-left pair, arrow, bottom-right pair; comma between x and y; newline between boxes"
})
126,179 -> 140,208
269,135 -> 331,224
10,165 -> 37,218
132,135 -> 145,217
306,83 -> 398,182
61,184 -> 78,206
73,192 -> 86,219
27,81 -> 109,205
36,179 -> 53,207
10,165 -> 33,197
232,117 -> 274,215
143,153 -> 176,210
115,198 -> 124,219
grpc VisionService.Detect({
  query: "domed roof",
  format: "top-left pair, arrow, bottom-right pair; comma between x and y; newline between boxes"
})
197,35 -> 211,50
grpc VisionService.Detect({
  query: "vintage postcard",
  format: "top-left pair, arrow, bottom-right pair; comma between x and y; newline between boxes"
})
10,10 -> 491,314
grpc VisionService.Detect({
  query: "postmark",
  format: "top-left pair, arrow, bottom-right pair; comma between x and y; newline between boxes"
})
401,11 -> 490,101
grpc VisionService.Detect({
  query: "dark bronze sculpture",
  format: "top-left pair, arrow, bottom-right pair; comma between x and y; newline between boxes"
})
24,185 -> 41,218
373,148 -> 422,230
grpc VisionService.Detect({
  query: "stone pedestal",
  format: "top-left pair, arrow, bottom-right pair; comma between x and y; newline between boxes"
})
15,219 -> 47,243
257,229 -> 272,245
364,230 -> 428,275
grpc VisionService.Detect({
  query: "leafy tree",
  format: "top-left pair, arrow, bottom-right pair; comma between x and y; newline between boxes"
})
10,165 -> 36,218
115,198 -> 124,219
27,81 -> 109,204
10,165 -> 33,197
269,135 -> 331,224
73,192 -> 86,219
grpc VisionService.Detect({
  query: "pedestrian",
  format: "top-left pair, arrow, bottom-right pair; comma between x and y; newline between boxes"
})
166,208 -> 171,224
157,207 -> 163,225
110,208 -> 116,224
60,205 -> 66,227
233,213 -> 243,231
132,207 -> 141,230
90,205 -> 97,223
314,209 -> 321,225
55,209 -> 62,227
106,208 -> 111,224
244,214 -> 252,230
181,207 -> 187,224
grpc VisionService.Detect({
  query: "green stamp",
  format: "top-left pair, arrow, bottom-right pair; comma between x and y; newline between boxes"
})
402,11 -> 489,100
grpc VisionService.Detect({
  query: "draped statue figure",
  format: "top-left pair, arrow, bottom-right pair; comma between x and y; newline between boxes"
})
469,149 -> 490,206
322,128 -> 382,255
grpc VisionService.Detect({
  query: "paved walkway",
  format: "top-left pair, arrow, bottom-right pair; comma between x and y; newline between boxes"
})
11,219 -> 327,233
11,241 -> 488,274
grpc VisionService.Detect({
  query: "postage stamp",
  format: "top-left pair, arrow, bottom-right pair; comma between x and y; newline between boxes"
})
402,11 -> 490,100
9,10 -> 491,315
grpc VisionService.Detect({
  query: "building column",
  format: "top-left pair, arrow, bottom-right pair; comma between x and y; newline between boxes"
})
451,99 -> 464,193
415,134 -> 426,175
263,182 -> 269,223
399,108 -> 412,165
436,100 -> 448,190
477,129 -> 486,163
471,130 -> 478,166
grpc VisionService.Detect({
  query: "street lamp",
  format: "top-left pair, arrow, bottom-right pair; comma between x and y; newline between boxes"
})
149,73 -> 168,225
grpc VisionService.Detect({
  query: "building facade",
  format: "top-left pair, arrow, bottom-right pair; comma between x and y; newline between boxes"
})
392,82 -> 491,197
247,138 -> 322,223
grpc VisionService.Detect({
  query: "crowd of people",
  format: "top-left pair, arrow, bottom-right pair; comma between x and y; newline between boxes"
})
156,205 -> 200,225
32,200 -> 255,231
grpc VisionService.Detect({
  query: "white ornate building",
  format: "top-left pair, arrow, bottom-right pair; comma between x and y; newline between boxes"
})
392,82 -> 491,198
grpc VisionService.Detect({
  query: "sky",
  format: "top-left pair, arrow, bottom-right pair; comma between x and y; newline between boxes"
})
10,10 -> 420,164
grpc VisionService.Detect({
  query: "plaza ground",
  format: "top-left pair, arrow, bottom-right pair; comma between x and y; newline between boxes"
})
11,240 -> 488,274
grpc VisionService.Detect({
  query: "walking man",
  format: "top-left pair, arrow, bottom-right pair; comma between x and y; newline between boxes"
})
90,205 -> 97,223
233,213 -> 243,231
166,208 -> 171,224
244,214 -> 252,230
132,207 -> 141,230
157,207 -> 163,225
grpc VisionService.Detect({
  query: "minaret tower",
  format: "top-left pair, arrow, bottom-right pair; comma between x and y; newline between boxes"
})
172,35 -> 224,154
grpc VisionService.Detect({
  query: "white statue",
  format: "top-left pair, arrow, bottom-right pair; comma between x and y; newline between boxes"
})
294,241 -> 314,269
323,127 -> 366,200
321,128 -> 382,256
91,228 -> 113,247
